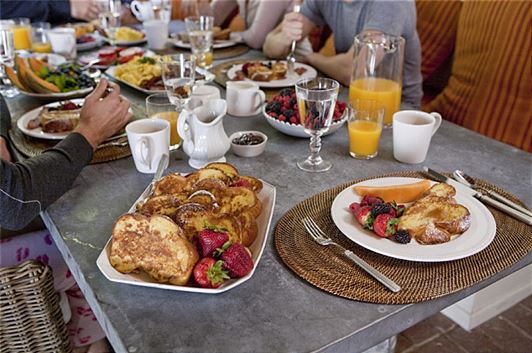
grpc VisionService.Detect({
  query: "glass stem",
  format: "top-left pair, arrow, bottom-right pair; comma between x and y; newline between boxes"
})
308,133 -> 323,165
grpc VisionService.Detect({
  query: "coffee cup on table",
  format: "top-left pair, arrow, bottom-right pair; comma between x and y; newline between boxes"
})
143,19 -> 168,50
189,85 -> 220,108
392,110 -> 442,164
126,119 -> 170,173
226,81 -> 265,117
46,27 -> 76,60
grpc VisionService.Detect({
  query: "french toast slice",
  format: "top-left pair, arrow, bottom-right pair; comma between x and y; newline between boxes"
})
153,173 -> 189,196
136,193 -> 188,217
110,214 -> 198,285
234,175 -> 263,193
174,203 -> 243,245
205,162 -> 239,180
217,186 -> 262,218
398,183 -> 471,245
186,168 -> 231,185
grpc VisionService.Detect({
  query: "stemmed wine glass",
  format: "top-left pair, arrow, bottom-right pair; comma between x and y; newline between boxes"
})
0,24 -> 19,98
160,54 -> 196,113
296,77 -> 339,172
98,0 -> 121,46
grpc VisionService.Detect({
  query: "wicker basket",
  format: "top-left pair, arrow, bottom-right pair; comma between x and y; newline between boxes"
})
0,260 -> 72,353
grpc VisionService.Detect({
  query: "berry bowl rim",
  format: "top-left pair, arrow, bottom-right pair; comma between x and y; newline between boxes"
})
261,103 -> 348,138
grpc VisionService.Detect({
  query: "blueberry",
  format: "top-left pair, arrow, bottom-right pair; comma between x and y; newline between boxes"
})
279,88 -> 294,97
284,109 -> 294,118
266,101 -> 282,114
392,230 -> 411,244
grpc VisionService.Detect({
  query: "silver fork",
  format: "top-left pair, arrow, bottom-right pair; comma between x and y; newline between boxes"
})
286,3 -> 301,77
302,217 -> 401,293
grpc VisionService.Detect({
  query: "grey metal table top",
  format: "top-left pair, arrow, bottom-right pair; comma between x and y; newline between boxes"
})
5,48 -> 531,353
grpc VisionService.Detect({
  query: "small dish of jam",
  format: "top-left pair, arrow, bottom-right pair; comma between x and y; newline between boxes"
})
229,131 -> 268,157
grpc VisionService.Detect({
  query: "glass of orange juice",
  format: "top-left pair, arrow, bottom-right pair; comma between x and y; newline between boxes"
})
11,18 -> 32,50
31,22 -> 52,53
146,93 -> 181,150
350,32 -> 404,127
347,99 -> 384,159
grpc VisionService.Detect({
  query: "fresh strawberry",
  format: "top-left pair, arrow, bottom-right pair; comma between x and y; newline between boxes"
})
220,243 -> 253,278
231,179 -> 252,189
62,101 -> 78,110
373,214 -> 399,238
349,202 -> 361,216
360,195 -> 384,207
195,227 -> 230,258
193,258 -> 230,288
355,206 -> 374,230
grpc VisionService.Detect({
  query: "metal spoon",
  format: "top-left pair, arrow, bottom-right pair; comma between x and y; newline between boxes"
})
286,3 -> 301,77
453,170 -> 532,217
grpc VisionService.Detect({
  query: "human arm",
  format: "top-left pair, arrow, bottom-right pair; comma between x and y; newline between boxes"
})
211,0 -> 238,27
305,46 -> 354,87
0,0 -> 72,24
262,12 -> 315,59
0,79 -> 131,230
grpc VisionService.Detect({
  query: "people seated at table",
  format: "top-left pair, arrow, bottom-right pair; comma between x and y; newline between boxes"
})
0,79 -> 130,352
263,0 -> 423,109
209,0 -> 312,52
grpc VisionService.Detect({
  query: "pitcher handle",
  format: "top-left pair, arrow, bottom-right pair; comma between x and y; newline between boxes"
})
178,110 -> 193,145
430,112 -> 442,136
253,90 -> 266,114
135,136 -> 152,170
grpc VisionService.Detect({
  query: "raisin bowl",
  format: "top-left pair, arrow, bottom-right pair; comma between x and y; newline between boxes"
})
262,88 -> 348,138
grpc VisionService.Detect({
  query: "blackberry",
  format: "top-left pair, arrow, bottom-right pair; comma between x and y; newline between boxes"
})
266,101 -> 282,114
279,88 -> 294,97
289,97 -> 297,106
371,203 -> 391,217
283,109 -> 294,118
392,230 -> 411,244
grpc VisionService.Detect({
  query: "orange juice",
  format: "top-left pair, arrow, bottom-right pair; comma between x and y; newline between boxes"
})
349,77 -> 401,126
12,26 -> 32,50
151,111 -> 181,147
348,120 -> 382,158
31,42 -> 52,53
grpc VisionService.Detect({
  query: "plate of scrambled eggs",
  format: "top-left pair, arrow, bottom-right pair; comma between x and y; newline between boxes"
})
106,56 -> 164,93
104,27 -> 146,46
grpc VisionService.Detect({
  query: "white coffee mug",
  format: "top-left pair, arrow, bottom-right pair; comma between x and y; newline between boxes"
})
393,110 -> 442,164
126,119 -> 170,173
226,81 -> 265,117
130,0 -> 154,21
46,28 -> 76,60
143,19 -> 168,50
190,85 -> 220,108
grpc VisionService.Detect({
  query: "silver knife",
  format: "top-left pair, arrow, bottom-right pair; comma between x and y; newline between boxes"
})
424,167 -> 532,226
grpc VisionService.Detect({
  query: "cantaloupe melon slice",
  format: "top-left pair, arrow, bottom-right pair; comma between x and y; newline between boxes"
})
353,179 -> 431,203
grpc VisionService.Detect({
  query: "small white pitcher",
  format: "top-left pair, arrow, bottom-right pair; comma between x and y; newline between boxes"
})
178,99 -> 230,169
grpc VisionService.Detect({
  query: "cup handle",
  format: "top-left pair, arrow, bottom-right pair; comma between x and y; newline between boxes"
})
130,1 -> 142,20
253,90 -> 266,114
177,110 -> 192,143
135,137 -> 152,170
430,112 -> 442,136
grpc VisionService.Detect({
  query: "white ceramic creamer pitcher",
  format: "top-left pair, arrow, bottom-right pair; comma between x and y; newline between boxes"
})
178,99 -> 230,169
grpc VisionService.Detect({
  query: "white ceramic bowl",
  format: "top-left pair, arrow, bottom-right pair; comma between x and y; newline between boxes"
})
230,131 -> 268,157
262,104 -> 348,138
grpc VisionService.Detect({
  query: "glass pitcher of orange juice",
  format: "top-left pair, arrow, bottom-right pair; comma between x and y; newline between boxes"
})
349,32 -> 404,127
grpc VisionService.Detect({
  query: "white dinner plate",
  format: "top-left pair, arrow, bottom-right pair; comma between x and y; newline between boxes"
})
105,65 -> 215,94
77,33 -> 104,51
96,180 -> 276,294
102,35 -> 147,46
78,48 -> 155,70
226,62 -> 317,88
172,38 -> 238,49
330,177 -> 497,262
17,99 -> 127,140
262,104 -> 347,138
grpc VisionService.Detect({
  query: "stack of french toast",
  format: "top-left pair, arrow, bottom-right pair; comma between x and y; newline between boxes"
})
109,163 -> 263,285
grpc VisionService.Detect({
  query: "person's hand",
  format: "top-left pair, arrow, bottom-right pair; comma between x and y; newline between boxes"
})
75,79 -> 132,150
0,136 -> 12,162
121,4 -> 140,25
70,0 -> 101,21
280,12 -> 306,46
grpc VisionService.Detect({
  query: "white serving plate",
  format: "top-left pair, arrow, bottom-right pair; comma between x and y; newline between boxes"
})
172,38 -> 238,49
262,104 -> 347,138
330,177 -> 497,262
77,33 -> 104,51
227,62 -> 317,88
97,180 -> 276,293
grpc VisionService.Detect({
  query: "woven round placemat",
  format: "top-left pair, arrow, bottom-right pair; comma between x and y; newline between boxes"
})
158,44 -> 249,60
8,102 -> 146,164
274,171 -> 532,304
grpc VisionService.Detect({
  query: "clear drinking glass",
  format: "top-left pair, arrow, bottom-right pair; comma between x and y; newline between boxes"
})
0,28 -> 19,97
347,99 -> 385,159
184,16 -> 213,69
160,54 -> 196,113
146,93 -> 182,150
99,0 -> 122,45
296,77 -> 339,172
152,0 -> 172,22
31,22 -> 52,53
11,18 -> 31,51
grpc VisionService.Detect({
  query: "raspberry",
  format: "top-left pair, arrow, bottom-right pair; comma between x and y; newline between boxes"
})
269,112 -> 277,118
266,101 -> 282,114
278,114 -> 286,121
289,116 -> 298,124
392,230 -> 411,244
371,203 -> 391,217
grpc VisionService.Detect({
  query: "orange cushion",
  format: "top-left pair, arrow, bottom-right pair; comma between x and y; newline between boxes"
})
416,0 -> 462,83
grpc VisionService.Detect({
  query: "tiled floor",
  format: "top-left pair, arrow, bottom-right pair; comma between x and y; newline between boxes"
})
396,295 -> 532,353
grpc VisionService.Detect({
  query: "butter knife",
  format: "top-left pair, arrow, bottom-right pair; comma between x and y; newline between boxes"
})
424,167 -> 532,225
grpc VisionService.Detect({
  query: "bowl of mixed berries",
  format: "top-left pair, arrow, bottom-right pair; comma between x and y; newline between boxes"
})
262,88 -> 348,138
